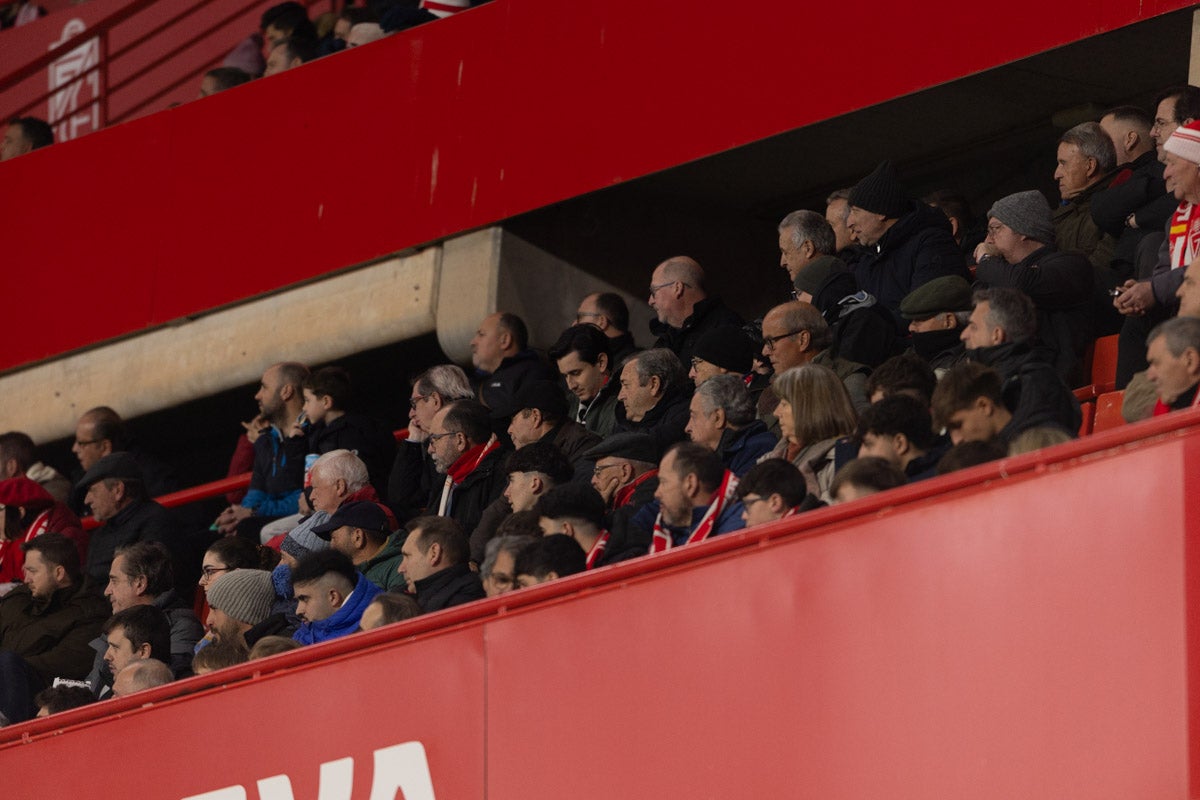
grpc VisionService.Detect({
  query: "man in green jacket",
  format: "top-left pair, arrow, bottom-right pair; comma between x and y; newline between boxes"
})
312,501 -> 406,592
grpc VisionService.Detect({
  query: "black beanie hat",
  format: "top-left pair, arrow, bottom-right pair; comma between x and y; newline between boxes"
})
692,326 -> 755,375
848,161 -> 910,219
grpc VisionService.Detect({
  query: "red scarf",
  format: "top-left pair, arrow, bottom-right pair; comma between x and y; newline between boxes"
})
614,469 -> 657,509
650,470 -> 738,553
585,530 -> 610,569
438,436 -> 501,515
1169,202 -> 1200,269
1152,384 -> 1200,416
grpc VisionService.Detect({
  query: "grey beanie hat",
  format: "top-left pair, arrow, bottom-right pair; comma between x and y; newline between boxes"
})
206,569 -> 275,626
987,190 -> 1055,245
280,512 -> 331,560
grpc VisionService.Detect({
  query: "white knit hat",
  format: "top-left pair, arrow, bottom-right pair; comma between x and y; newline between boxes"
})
1164,121 -> 1200,165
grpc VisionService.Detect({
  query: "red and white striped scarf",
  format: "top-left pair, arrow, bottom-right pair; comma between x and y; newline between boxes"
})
437,436 -> 501,516
585,531 -> 610,569
650,470 -> 738,553
1169,202 -> 1200,269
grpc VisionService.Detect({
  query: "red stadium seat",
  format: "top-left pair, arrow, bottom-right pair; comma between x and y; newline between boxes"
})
1093,390 -> 1125,433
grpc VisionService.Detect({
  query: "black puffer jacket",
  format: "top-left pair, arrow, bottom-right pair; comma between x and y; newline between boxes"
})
649,296 -> 743,366
810,263 -> 904,368
967,342 -> 1081,437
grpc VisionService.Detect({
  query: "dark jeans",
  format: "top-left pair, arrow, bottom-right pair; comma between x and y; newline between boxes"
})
0,649 -> 42,724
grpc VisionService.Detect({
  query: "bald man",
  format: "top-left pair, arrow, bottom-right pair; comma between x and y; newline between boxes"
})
647,256 -> 742,368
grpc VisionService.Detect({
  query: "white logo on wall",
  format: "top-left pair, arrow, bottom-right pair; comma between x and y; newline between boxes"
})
47,19 -> 101,143
180,742 -> 438,800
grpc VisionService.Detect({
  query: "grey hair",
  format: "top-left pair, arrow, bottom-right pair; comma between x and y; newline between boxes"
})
1147,316 -> 1200,357
770,301 -> 833,352
973,288 -> 1037,345
1060,121 -> 1117,174
695,374 -> 756,427
778,210 -> 836,255
480,534 -> 537,579
311,449 -> 369,492
413,364 -> 474,401
632,348 -> 688,394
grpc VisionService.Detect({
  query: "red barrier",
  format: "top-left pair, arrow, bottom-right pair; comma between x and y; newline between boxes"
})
4,411 -> 1199,797
0,0 -> 1192,373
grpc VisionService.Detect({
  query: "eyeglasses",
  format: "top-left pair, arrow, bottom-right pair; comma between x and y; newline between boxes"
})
576,311 -> 602,320
648,280 -> 676,296
426,430 -> 459,443
200,565 -> 230,581
593,463 -> 623,476
986,223 -> 1006,236
761,329 -> 804,350
74,438 -> 101,447
408,394 -> 430,409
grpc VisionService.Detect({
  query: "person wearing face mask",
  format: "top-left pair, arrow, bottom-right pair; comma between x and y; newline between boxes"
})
898,275 -> 973,377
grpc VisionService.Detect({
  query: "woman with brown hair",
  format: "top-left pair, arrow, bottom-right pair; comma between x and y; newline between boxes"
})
764,364 -> 858,503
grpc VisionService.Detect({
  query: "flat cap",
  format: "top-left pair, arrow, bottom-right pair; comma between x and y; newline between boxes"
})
582,432 -> 659,464
76,452 -> 144,490
899,276 -> 973,320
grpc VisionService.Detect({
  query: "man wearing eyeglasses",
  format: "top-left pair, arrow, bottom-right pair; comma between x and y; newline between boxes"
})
759,301 -> 871,412
647,256 -> 742,367
575,292 -> 638,366
425,401 -> 507,538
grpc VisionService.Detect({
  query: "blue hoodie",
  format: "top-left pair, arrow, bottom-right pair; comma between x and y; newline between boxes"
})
292,572 -> 382,645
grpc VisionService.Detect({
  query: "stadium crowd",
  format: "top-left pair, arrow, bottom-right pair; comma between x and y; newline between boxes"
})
3,5 -> 1200,728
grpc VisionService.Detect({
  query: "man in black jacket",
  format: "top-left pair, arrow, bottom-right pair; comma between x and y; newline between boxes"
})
647,256 -> 742,366
426,401 -> 507,537
399,516 -> 484,612
614,349 -> 692,452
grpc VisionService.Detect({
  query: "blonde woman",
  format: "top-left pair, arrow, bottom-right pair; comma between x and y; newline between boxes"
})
764,364 -> 858,503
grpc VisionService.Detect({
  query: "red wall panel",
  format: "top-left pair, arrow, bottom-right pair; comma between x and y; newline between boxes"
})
0,0 -> 1194,372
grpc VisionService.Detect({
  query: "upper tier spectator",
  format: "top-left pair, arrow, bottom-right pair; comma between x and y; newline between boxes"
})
1145,317 -> 1200,414
0,534 -> 108,724
199,67 -> 252,98
829,457 -> 907,504
0,431 -> 71,503
205,568 -> 276,650
70,406 -> 181,514
358,592 -> 421,631
686,374 -> 777,477
468,442 -> 573,566
222,33 -> 266,77
299,366 -> 396,500
688,326 -> 756,386
261,2 -> 317,51
1150,85 -> 1200,161
399,516 -> 485,612
1052,122 -> 1118,281
736,458 -> 811,526
346,22 -> 385,47
480,534 -> 535,597
312,500 -> 405,593
77,453 -> 176,587
856,394 -> 944,481
845,161 -> 970,332
277,448 -> 383,562
549,325 -> 620,438
1092,105 -> 1176,283
215,363 -> 309,538
1122,257 -> 1200,421
759,301 -> 870,411
0,477 -> 84,584
865,353 -> 939,406
426,401 -> 506,536
647,256 -> 743,366
471,311 -> 554,417
898,276 -> 972,375
961,288 -> 1081,437
790,252 -> 903,369
973,190 -> 1094,386
535,482 -> 643,569
391,364 -> 474,522
112,658 -> 174,698
507,380 -> 601,469
764,364 -> 858,503
34,685 -> 94,718
1,117 -> 53,162
513,535 -> 586,588
931,362 -> 1030,445
825,188 -> 864,268
650,442 -> 744,552
778,210 -> 837,287
97,606 -> 171,698
582,433 -> 657,557
264,37 -> 317,76
614,348 -> 692,451
925,189 -> 985,258
291,550 -> 381,645
575,292 -> 637,365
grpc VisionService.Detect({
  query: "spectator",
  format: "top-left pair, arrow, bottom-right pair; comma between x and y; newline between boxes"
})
34,685 -> 94,718
111,659 -> 173,698
90,542 -> 202,689
199,67 -> 252,98
1149,86 -> 1200,161
506,380 -> 601,467
0,431 -> 71,503
69,406 -> 181,513
0,534 -> 108,723
273,448 -> 380,558
736,459 -> 812,526
426,401 -> 506,536
763,364 -> 858,502
513,535 -> 587,588
291,550 -> 381,645
535,482 -> 643,569
1,117 -> 53,162
549,324 -> 620,437
204,569 -> 276,650
898,276 -> 972,375
575,292 -> 637,365
358,592 -> 421,631
961,287 -> 1081,436
865,353 -> 939,406
1124,257 -> 1200,421
0,476 -> 85,584
97,606 -> 172,698
311,500 -> 405,592
392,365 -> 474,522
261,2 -> 317,51
469,442 -> 573,564
346,22 -> 385,47
248,635 -> 302,659
480,535 -> 536,597
647,256 -> 743,366
856,394 -> 944,481
759,301 -> 870,411
214,363 -> 309,539
925,189 -> 984,256
470,312 -> 554,416
825,188 -> 864,268
935,440 -> 1008,475
614,349 -> 692,451
1145,317 -> 1200,414
778,209 -> 837,286
931,362 -> 1028,445
264,37 -> 317,76
76,453 -> 175,587
1008,427 -> 1073,455
791,253 -> 903,370
299,366 -> 396,499
190,640 -> 248,675
688,326 -> 756,386
846,161 -> 970,331
1053,121 -> 1118,277
829,457 -> 907,504
398,516 -> 485,612
974,190 -> 1094,385
650,442 -> 744,552
686,374 -> 777,476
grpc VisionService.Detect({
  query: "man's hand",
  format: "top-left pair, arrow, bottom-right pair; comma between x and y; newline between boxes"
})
973,242 -> 1001,263
1114,279 -> 1156,316
595,473 -> 622,506
215,504 -> 253,536
241,415 -> 270,444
